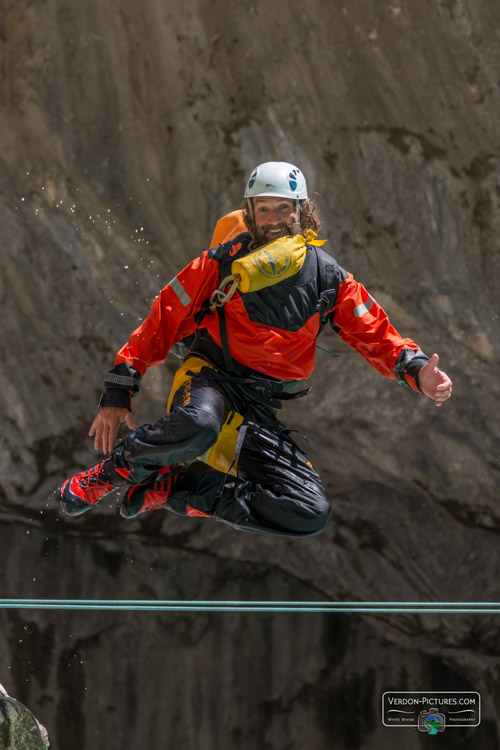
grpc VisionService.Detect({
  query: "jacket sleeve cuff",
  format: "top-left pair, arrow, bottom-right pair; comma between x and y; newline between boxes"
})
98,363 -> 141,410
103,363 -> 141,392
394,349 -> 429,393
98,389 -> 133,409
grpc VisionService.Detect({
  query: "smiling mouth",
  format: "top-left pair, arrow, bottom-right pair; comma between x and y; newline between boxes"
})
265,225 -> 290,236
257,224 -> 292,244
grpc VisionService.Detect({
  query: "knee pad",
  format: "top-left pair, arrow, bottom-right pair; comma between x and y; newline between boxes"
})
309,497 -> 331,535
272,481 -> 331,536
179,406 -> 222,455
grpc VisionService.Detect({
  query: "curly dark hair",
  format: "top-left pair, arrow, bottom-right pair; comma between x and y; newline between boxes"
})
241,198 -> 321,244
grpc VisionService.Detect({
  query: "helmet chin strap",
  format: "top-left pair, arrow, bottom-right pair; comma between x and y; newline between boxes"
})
292,199 -> 301,235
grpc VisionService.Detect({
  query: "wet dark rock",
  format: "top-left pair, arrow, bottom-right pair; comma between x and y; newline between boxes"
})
0,0 -> 499,748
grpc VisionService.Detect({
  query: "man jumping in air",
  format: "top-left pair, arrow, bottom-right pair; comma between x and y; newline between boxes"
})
60,161 -> 452,537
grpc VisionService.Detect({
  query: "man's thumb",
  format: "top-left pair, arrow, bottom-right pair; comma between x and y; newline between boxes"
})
125,412 -> 138,431
428,352 -> 439,370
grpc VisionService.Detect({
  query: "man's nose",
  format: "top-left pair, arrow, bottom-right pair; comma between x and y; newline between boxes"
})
268,209 -> 281,223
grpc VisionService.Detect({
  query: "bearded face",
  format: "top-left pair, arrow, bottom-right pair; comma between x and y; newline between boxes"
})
252,197 -> 297,243
242,197 -> 321,245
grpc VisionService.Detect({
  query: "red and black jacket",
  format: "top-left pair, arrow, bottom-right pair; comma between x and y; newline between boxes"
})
100,232 -> 428,409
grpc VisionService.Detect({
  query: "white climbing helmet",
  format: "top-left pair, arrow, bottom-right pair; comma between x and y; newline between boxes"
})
244,161 -> 308,230
244,161 -> 308,200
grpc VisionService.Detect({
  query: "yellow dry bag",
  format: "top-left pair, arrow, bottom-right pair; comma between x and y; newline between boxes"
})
232,230 -> 326,294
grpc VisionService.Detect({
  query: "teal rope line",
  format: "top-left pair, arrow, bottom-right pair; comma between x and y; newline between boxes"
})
0,600 -> 500,613
315,344 -> 342,357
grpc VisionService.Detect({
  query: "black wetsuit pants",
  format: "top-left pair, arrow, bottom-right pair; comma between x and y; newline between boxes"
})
111,367 -> 331,538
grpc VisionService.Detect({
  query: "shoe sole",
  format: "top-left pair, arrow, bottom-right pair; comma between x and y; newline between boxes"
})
59,479 -> 96,517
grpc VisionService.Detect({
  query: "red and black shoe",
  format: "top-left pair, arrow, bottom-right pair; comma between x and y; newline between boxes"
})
60,458 -> 130,516
119,466 -> 173,519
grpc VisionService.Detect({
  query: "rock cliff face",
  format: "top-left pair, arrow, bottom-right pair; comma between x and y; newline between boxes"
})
0,1 -> 499,748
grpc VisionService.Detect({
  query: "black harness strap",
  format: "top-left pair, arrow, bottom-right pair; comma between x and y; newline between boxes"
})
217,306 -> 235,374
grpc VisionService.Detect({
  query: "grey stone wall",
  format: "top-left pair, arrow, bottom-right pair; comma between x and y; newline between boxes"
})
0,1 -> 499,747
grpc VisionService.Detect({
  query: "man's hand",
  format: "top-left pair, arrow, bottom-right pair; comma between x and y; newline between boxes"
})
418,353 -> 453,406
89,407 -> 138,455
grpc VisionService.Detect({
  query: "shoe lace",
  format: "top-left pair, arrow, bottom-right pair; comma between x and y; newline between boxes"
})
80,464 -> 109,490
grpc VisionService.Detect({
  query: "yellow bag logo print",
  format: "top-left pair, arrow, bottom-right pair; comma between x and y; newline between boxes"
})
254,246 -> 292,280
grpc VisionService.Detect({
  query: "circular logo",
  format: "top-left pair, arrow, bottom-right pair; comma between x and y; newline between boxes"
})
255,247 -> 292,280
